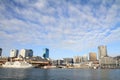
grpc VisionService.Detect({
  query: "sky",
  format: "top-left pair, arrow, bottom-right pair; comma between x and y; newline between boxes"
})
0,0 -> 120,59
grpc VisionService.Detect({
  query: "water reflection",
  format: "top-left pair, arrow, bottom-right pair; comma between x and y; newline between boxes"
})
43,69 -> 50,80
0,68 -> 120,80
0,68 -> 29,80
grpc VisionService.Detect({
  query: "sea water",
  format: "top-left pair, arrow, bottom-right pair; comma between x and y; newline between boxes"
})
0,68 -> 120,80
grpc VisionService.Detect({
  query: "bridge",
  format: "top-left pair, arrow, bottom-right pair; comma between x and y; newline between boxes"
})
27,60 -> 51,68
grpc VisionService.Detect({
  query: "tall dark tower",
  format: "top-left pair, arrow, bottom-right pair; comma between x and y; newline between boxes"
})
0,48 -> 2,56
43,48 -> 49,58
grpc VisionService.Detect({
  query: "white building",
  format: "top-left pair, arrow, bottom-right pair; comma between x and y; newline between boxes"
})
10,49 -> 19,58
19,49 -> 33,58
82,55 -> 88,62
73,56 -> 82,63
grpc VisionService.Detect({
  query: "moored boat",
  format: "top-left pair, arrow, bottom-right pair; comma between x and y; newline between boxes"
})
2,61 -> 33,68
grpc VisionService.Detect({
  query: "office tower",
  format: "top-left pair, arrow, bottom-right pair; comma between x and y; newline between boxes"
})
89,52 -> 97,61
98,45 -> 107,59
19,49 -> 33,58
0,48 -> 2,56
10,49 -> 19,58
43,48 -> 49,58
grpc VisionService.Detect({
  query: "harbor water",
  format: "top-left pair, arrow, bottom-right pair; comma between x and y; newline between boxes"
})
0,68 -> 120,80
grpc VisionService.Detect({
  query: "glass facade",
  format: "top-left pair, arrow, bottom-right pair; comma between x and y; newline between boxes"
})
43,48 -> 49,58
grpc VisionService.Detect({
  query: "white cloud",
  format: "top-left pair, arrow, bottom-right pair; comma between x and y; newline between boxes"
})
0,0 -> 120,53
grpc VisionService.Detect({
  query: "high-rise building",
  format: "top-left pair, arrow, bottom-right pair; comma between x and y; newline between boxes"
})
89,52 -> 97,61
98,45 -> 107,59
0,48 -> 2,56
43,48 -> 49,58
19,49 -> 33,58
10,49 -> 19,58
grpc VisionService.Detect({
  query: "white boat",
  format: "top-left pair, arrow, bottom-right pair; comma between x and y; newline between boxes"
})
2,61 -> 33,68
93,66 -> 97,69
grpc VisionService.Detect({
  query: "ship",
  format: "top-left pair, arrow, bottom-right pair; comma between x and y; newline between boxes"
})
2,61 -> 33,68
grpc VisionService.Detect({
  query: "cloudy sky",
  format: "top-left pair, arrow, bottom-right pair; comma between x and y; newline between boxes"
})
0,0 -> 120,59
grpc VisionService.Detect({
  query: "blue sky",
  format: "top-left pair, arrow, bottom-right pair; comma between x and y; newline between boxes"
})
0,0 -> 120,59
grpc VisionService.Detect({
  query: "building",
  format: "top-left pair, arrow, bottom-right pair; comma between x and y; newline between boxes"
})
43,48 -> 49,58
57,59 -> 64,66
0,48 -> 2,56
114,56 -> 120,67
82,55 -> 88,62
89,52 -> 97,61
100,57 -> 117,68
52,59 -> 64,66
98,45 -> 107,59
19,49 -> 33,58
63,58 -> 73,65
27,49 -> 33,57
52,60 -> 58,66
10,49 -> 19,58
73,56 -> 82,63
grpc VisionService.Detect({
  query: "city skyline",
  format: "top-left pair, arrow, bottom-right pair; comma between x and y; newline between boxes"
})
0,0 -> 120,59
0,45 -> 119,60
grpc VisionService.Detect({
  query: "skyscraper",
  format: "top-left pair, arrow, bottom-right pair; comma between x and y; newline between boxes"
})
98,45 -> 107,59
89,52 -> 97,61
43,48 -> 49,58
0,48 -> 2,56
